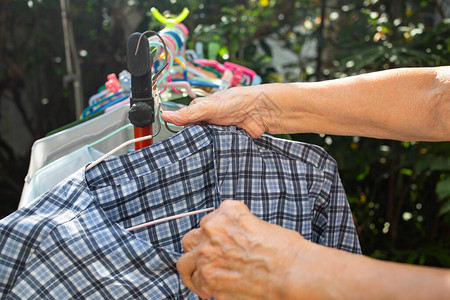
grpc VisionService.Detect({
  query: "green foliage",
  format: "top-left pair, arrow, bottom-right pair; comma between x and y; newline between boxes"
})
298,135 -> 450,266
192,0 -> 450,266
325,0 -> 449,75
307,0 -> 450,266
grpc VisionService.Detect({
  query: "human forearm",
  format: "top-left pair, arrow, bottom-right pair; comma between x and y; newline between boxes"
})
162,66 -> 449,141
283,240 -> 450,299
278,67 -> 449,141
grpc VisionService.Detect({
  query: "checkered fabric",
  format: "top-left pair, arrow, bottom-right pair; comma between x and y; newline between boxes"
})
0,125 -> 360,299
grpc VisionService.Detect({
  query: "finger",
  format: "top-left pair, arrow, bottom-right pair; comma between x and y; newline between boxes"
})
191,269 -> 213,299
161,98 -> 214,126
177,250 -> 204,297
220,199 -> 251,212
182,228 -> 202,252
198,207 -> 220,228
198,200 -> 250,229
160,110 -> 191,126
237,117 -> 266,138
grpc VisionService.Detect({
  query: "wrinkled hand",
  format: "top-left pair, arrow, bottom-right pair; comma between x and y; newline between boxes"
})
161,86 -> 282,138
176,200 -> 306,300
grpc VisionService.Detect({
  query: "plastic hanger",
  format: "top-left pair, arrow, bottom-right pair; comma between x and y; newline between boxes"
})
189,63 -> 222,78
87,123 -> 133,149
149,32 -> 219,94
184,66 -> 215,79
186,62 -> 221,79
159,81 -> 197,98
223,62 -> 257,79
104,97 -> 181,114
171,77 -> 220,88
84,115 -> 213,232
149,38 -> 174,91
88,89 -> 109,107
81,91 -> 127,118
88,74 -> 122,106
193,59 -> 259,87
194,59 -> 227,73
86,131 -> 155,171
85,97 -> 180,171
149,9 -> 222,90
185,49 -> 200,60
126,207 -> 214,231
150,7 -> 190,28
89,94 -> 130,116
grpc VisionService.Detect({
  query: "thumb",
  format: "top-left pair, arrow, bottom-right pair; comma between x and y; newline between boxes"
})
160,109 -> 192,126
161,98 -> 213,126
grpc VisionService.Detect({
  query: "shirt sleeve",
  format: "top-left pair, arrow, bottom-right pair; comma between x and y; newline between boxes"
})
312,163 -> 362,254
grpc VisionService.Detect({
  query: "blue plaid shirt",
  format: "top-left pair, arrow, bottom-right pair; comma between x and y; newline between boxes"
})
0,125 -> 360,299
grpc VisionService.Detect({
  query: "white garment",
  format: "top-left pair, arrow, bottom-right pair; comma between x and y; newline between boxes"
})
25,106 -> 131,181
20,146 -> 105,207
20,103 -> 182,208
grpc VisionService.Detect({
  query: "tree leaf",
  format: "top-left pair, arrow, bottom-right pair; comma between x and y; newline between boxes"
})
259,39 -> 272,56
436,178 -> 450,201
439,199 -> 450,215
414,156 -> 450,173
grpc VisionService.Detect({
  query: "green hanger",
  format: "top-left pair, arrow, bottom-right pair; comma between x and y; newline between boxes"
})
150,7 -> 189,27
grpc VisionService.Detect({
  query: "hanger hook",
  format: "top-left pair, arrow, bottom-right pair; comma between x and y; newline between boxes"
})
134,30 -> 169,79
134,30 -> 179,134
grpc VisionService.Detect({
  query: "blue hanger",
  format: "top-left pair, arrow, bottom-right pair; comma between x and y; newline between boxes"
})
88,89 -> 109,106
87,94 -> 130,117
81,91 -> 125,118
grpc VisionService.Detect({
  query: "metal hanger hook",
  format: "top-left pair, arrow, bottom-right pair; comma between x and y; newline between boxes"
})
134,30 -> 169,79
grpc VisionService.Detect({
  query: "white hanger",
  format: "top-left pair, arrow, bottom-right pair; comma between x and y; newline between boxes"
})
85,133 -> 155,171
85,123 -> 214,231
125,207 -> 214,231
85,123 -> 214,232
84,104 -> 211,231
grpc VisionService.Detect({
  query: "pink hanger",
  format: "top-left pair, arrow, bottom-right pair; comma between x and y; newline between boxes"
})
193,59 -> 227,73
224,62 -> 257,79
175,23 -> 189,36
194,59 -> 256,87
105,97 -> 130,113
159,81 -> 197,98
230,69 -> 243,87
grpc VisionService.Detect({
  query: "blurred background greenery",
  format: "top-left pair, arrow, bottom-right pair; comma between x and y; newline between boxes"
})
0,0 -> 449,267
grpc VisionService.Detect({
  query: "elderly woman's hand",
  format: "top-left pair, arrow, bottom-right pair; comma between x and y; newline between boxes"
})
176,200 -> 308,300
161,85 -> 289,138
